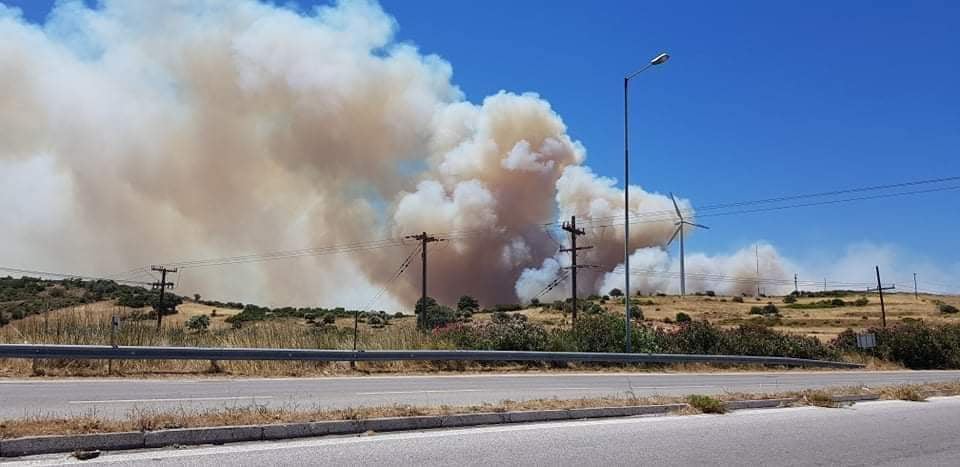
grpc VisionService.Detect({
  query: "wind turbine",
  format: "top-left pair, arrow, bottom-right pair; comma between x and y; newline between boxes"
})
667,193 -> 709,297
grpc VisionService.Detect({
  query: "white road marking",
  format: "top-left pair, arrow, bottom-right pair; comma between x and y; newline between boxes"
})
67,396 -> 274,404
356,389 -> 483,395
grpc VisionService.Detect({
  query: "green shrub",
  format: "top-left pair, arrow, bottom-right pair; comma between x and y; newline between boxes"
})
609,288 -> 624,297
832,323 -> 960,369
630,305 -> 644,322
675,312 -> 692,323
732,296 -> 744,303
368,315 -> 385,328
939,303 -> 959,314
322,313 -> 336,325
435,320 -> 548,351
185,314 -> 210,332
547,312 -> 659,353
687,395 -> 725,414
655,320 -> 837,360
750,303 -> 780,315
782,295 -> 797,304
457,295 -> 479,312
853,297 -> 870,307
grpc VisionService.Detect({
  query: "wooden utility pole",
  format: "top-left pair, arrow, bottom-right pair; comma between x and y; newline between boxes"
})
151,266 -> 176,331
405,232 -> 442,329
868,266 -> 896,328
794,273 -> 799,295
561,216 -> 592,324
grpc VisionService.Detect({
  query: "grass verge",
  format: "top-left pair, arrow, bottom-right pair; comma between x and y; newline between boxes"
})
2,381 -> 958,440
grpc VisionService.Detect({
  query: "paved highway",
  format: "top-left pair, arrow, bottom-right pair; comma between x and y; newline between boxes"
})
2,370 -> 959,418
13,397 -> 960,465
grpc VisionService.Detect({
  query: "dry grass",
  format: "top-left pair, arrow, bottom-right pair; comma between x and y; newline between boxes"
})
801,390 -> 840,408
558,292 -> 960,341
0,301 -> 870,378
3,381 -> 959,440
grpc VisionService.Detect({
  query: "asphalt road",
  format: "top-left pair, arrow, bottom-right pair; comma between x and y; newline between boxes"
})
2,370 -> 960,418
13,397 -> 960,466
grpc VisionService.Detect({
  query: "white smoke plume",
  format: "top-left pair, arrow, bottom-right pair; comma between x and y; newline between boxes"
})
0,0 -> 820,310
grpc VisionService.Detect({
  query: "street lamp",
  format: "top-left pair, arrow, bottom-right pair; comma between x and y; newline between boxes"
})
624,52 -> 669,353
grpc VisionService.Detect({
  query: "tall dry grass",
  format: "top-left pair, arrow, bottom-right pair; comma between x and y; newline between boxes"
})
0,305 -> 456,376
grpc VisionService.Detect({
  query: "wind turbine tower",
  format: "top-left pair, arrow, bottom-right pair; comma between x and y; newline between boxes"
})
668,193 -> 710,297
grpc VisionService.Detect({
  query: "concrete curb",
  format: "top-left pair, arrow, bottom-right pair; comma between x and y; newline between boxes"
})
831,394 -> 881,403
0,398 -> 866,458
724,398 -> 799,410
0,432 -> 144,457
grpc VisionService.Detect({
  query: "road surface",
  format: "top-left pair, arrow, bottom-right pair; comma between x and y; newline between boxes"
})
2,370 -> 959,418
12,397 -> 960,465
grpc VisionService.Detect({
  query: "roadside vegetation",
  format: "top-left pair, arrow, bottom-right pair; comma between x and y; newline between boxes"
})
2,277 -> 960,376
2,381 -> 957,440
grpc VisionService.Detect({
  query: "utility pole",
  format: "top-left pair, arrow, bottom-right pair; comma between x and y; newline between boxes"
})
794,273 -> 799,295
561,216 -> 592,325
868,266 -> 896,328
405,232 -> 442,329
914,273 -> 919,300
824,278 -> 827,292
151,266 -> 176,331
755,244 -> 761,296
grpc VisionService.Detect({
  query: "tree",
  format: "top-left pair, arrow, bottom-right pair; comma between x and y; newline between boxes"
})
457,295 -> 479,312
186,314 -> 210,332
193,293 -> 202,302
609,288 -> 624,297
675,312 -> 692,323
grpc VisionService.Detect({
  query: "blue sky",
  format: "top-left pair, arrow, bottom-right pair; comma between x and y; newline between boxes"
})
7,0 -> 959,288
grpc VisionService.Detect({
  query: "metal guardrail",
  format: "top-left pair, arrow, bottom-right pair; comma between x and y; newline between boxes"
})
0,344 -> 863,368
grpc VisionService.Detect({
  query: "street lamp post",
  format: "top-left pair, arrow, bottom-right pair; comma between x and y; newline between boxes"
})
624,52 -> 669,353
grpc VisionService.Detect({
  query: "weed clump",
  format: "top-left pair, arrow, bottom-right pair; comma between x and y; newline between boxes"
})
686,395 -> 725,414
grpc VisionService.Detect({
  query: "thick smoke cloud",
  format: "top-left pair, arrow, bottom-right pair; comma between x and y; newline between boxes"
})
9,0 -> 939,311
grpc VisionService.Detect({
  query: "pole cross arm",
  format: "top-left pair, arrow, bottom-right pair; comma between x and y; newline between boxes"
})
560,246 -> 593,252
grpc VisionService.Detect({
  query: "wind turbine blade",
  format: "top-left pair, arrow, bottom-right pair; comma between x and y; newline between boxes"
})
689,223 -> 710,230
666,225 -> 681,246
669,193 -> 683,221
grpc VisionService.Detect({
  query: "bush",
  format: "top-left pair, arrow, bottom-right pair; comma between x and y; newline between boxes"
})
561,312 -> 659,353
457,295 -> 479,313
609,288 -> 623,297
675,312 -> 692,323
186,314 -> 210,332
939,303 -> 959,314
853,297 -> 870,307
424,305 -> 457,329
782,295 -> 797,304
833,323 -> 960,369
630,305 -> 644,322
732,296 -> 744,303
435,320 -> 549,351
368,315 -> 385,328
655,320 -> 838,360
687,395 -> 725,414
393,312 -> 404,319
705,290 -> 716,297
750,303 -> 780,316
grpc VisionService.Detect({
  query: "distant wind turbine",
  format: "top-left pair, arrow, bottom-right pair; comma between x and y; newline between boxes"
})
667,193 -> 710,297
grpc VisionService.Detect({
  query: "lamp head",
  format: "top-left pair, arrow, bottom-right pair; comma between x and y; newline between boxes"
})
651,53 -> 670,65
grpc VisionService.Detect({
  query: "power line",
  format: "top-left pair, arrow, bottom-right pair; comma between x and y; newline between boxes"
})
0,266 -> 153,287
109,175 -> 959,274
561,174 -> 960,226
